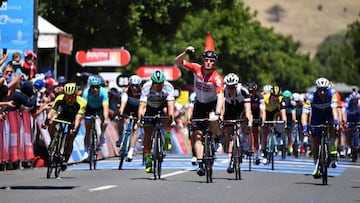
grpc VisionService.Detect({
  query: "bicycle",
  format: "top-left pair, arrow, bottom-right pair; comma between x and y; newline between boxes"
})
46,118 -> 72,179
263,120 -> 285,170
143,113 -> 169,180
117,114 -> 137,170
347,122 -> 360,162
292,120 -> 300,158
310,123 -> 333,185
223,119 -> 247,180
84,115 -> 101,170
191,118 -> 217,183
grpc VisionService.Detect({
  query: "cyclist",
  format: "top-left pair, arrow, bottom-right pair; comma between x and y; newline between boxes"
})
82,76 -> 110,160
260,85 -> 285,164
42,83 -> 86,171
281,90 -> 297,155
137,70 -> 176,173
245,82 -> 265,165
175,46 -> 224,176
222,73 -> 252,173
117,75 -> 142,161
301,77 -> 339,178
344,89 -> 360,159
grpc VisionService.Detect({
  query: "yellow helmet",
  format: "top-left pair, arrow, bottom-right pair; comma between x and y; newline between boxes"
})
63,83 -> 78,95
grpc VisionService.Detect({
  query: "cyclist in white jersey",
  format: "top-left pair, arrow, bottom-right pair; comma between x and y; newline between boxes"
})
137,70 -> 176,173
175,46 -> 224,176
222,73 -> 253,173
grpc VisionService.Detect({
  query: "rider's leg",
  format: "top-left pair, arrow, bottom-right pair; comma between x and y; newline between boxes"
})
143,126 -> 153,173
127,127 -> 139,161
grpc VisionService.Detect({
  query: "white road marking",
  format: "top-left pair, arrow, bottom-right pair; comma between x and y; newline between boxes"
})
88,185 -> 118,192
151,170 -> 190,179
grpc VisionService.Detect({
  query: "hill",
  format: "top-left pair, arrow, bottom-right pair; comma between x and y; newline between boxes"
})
242,0 -> 360,56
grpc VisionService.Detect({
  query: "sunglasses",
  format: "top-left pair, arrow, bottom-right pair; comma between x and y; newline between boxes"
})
5,70 -> 13,74
317,87 -> 328,92
153,83 -> 164,88
130,84 -> 140,88
227,85 -> 237,89
203,58 -> 216,63
90,85 -> 100,89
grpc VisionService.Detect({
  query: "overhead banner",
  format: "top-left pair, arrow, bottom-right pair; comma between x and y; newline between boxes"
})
136,65 -> 181,81
0,0 -> 34,62
75,48 -> 131,67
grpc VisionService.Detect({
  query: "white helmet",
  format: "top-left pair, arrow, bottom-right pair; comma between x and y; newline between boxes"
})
263,85 -> 272,94
224,73 -> 239,86
315,77 -> 330,88
292,93 -> 301,102
129,75 -> 142,85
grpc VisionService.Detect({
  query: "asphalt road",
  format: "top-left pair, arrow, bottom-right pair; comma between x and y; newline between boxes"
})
1,154 -> 360,203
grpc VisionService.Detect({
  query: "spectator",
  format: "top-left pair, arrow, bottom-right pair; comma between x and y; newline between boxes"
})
9,52 -> 22,73
20,50 -> 37,80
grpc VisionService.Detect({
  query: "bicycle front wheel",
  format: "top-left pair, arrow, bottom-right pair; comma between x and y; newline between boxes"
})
320,138 -> 328,185
153,130 -> 163,180
233,136 -> 241,180
204,133 -> 214,183
89,129 -> 97,170
118,134 -> 129,170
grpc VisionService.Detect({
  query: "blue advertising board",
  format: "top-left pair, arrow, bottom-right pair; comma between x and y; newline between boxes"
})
0,0 -> 34,63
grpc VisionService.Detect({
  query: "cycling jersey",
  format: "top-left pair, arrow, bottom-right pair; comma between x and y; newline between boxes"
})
139,80 -> 175,108
52,94 -> 86,122
250,92 -> 264,120
224,85 -> 250,119
262,93 -> 283,113
183,61 -> 223,103
345,92 -> 360,123
303,87 -> 337,125
121,86 -> 141,115
281,98 -> 296,123
82,86 -> 109,109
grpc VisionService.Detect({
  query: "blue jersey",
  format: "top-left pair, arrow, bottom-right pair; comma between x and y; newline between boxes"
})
303,88 -> 337,125
82,86 -> 109,109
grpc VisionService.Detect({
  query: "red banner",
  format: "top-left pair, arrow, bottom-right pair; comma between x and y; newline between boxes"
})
76,49 -> 131,67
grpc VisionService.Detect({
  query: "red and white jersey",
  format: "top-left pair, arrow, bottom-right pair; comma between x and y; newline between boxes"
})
183,61 -> 224,103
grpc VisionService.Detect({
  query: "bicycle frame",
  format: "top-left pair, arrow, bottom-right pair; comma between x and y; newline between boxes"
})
292,121 -> 300,158
347,122 -> 360,162
191,118 -> 216,183
223,119 -> 247,180
85,115 -> 100,170
118,114 -> 137,170
144,114 -> 168,180
47,118 -> 72,179
311,124 -> 331,185
264,120 -> 285,170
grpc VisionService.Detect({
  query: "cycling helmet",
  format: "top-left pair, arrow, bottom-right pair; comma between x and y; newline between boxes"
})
224,73 -> 239,86
88,75 -> 102,86
292,93 -> 301,102
202,50 -> 218,60
57,76 -> 67,84
129,75 -> 142,85
270,85 -> 281,96
33,79 -> 45,89
246,82 -> 258,91
282,90 -> 292,98
151,70 -> 165,83
315,77 -> 330,88
63,83 -> 78,95
263,85 -> 272,94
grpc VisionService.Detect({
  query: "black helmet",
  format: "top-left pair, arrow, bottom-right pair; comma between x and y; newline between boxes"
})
246,82 -> 258,91
202,50 -> 218,60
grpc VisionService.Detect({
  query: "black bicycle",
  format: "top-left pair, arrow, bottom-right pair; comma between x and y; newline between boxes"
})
191,118 -> 217,183
263,120 -> 285,170
223,119 -> 247,180
117,114 -> 137,170
310,123 -> 332,185
346,122 -> 360,162
85,115 -> 100,170
47,118 -> 72,179
143,113 -> 169,180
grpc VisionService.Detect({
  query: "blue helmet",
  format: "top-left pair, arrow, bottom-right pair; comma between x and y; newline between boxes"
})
88,76 -> 102,86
